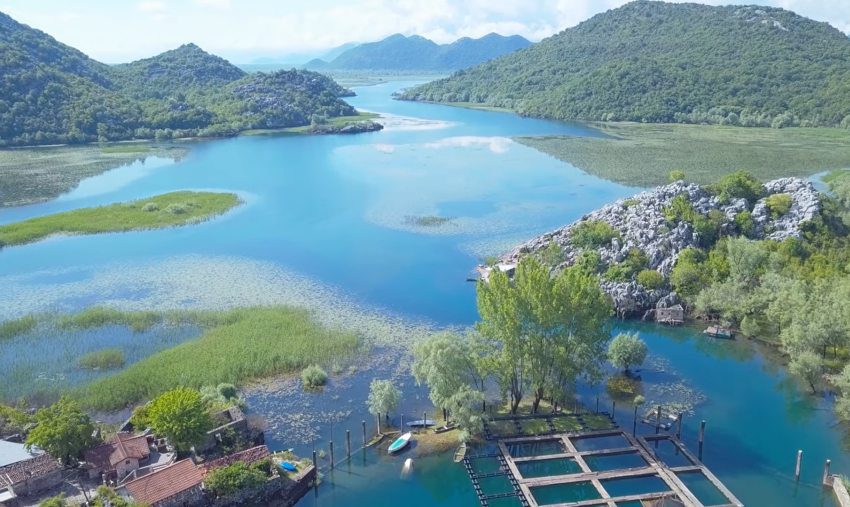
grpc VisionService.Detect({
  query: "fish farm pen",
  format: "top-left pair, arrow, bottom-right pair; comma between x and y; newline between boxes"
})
462,411 -> 743,507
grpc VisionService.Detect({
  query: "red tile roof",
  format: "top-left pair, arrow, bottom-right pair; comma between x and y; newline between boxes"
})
85,432 -> 150,470
0,453 -> 62,487
201,445 -> 270,476
122,459 -> 202,506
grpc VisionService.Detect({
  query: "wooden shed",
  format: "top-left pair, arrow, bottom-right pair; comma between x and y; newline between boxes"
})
655,304 -> 684,325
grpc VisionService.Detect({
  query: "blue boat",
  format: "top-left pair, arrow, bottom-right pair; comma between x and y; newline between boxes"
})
388,432 -> 412,454
280,461 -> 298,472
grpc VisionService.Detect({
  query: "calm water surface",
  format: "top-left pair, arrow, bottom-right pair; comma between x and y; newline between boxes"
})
0,82 -> 844,506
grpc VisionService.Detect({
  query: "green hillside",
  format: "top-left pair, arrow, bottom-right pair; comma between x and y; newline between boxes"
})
0,12 -> 356,146
399,1 -> 850,128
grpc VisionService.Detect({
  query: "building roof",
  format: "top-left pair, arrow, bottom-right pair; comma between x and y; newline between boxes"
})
201,445 -> 270,475
0,440 -> 40,468
122,459 -> 203,506
0,453 -> 62,487
85,432 -> 150,470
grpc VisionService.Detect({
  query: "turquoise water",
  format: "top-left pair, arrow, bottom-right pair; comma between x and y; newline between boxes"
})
0,82 -> 845,505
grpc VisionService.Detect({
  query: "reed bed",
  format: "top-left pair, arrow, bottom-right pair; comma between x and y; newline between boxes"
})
77,348 -> 126,370
59,307 -> 162,333
0,315 -> 37,340
75,306 -> 360,411
0,191 -> 240,247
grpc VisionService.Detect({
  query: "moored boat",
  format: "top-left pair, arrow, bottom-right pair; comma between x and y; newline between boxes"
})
388,432 -> 412,454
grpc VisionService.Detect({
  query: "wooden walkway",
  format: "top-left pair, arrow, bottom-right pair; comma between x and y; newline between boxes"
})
493,428 -> 742,507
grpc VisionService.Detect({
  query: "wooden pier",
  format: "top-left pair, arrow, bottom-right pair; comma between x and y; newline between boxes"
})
478,425 -> 742,507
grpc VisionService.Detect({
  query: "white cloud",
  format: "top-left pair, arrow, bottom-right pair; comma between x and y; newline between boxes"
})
425,136 -> 513,154
194,0 -> 231,9
137,1 -> 166,13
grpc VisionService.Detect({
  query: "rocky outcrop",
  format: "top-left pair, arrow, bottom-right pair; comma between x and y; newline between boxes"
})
487,178 -> 821,316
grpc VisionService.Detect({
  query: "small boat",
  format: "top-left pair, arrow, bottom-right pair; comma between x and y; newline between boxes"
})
406,419 -> 436,428
280,461 -> 297,473
434,423 -> 457,434
453,443 -> 467,463
388,432 -> 412,454
704,325 -> 734,339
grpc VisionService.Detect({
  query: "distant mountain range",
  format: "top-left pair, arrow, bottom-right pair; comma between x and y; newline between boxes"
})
0,12 -> 356,147
305,33 -> 531,72
399,1 -> 850,128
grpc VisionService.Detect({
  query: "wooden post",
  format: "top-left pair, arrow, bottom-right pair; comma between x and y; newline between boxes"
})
611,400 -> 616,417
346,430 -> 351,459
655,405 -> 662,435
312,450 -> 317,466
424,412 -> 427,432
596,396 -> 599,413
823,459 -> 831,485
574,401 -> 578,414
362,420 -> 367,446
633,405 -> 638,436
795,450 -> 803,481
676,413 -> 683,439
698,420 -> 705,460
312,450 -> 318,489
329,441 -> 334,470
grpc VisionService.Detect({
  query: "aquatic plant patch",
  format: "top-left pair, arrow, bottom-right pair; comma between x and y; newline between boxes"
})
74,306 -> 361,410
0,191 -> 241,248
518,124 -> 850,187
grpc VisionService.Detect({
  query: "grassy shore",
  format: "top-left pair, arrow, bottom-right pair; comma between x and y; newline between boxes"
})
517,123 -> 850,187
0,144 -> 188,208
74,306 -> 360,410
0,191 -> 240,248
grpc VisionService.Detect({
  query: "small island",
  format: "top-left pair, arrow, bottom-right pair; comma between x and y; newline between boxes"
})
0,191 -> 241,248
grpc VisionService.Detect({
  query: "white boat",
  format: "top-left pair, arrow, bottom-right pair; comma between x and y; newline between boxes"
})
388,432 -> 412,454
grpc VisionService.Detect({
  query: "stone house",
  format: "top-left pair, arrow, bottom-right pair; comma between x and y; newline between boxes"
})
84,432 -> 152,481
0,443 -> 62,504
200,445 -> 270,475
199,406 -> 251,453
655,304 -> 685,325
119,459 -> 204,507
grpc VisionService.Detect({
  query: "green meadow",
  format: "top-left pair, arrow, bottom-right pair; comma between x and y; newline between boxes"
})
0,191 -> 240,248
518,123 -> 850,187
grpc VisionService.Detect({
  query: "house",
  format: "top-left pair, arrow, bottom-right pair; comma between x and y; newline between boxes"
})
0,441 -> 62,503
84,432 -> 152,481
119,459 -> 204,507
200,445 -> 270,476
199,406 -> 251,453
655,304 -> 685,325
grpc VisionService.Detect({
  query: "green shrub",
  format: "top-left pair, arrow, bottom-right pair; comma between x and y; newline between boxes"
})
141,202 -> 159,212
709,170 -> 765,204
78,348 -> 125,370
765,193 -> 793,218
205,462 -> 268,497
735,210 -> 755,236
166,203 -> 188,215
669,169 -> 686,182
603,264 -> 630,282
301,364 -> 328,388
622,198 -> 639,208
571,219 -> 621,249
39,494 -> 67,507
636,269 -> 665,289
575,250 -> 603,274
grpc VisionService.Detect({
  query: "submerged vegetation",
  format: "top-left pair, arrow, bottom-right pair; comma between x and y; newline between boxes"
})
404,215 -> 453,227
0,191 -> 240,248
74,306 -> 360,410
77,348 -> 125,370
517,124 -> 850,187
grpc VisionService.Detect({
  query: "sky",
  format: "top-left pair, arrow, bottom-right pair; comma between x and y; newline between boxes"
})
1,0 -> 849,63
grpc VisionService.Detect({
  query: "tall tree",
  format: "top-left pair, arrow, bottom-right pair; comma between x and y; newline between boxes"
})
366,379 -> 401,434
412,332 -> 489,415
26,397 -> 98,464
146,387 -> 212,453
477,257 -> 611,414
608,333 -> 648,373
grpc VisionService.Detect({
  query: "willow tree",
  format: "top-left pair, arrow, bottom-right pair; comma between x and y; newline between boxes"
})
477,257 -> 612,414
412,332 -> 489,416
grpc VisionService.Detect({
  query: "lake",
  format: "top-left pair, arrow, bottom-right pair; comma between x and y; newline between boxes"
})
0,81 -> 844,506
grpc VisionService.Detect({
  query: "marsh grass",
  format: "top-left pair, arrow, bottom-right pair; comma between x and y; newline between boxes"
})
0,315 -> 37,340
75,306 -> 360,410
59,307 -> 161,332
518,123 -> 850,187
78,348 -> 125,370
0,191 -> 240,247
0,144 -> 188,207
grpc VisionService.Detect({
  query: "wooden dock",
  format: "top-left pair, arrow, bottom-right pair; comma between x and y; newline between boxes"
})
488,428 -> 742,507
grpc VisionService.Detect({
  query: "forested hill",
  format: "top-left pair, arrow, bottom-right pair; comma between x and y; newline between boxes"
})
0,12 -> 356,147
398,1 -> 850,128
307,33 -> 531,71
